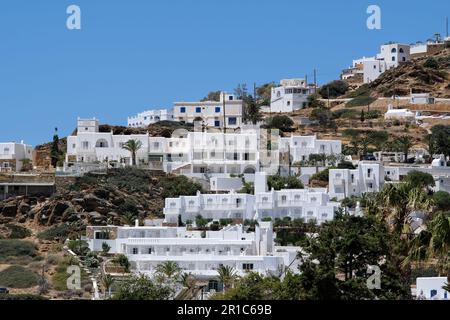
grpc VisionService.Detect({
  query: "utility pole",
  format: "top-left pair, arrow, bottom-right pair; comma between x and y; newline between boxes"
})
313,69 -> 317,94
327,86 -> 330,108
222,91 -> 226,133
446,16 -> 449,38
253,82 -> 256,99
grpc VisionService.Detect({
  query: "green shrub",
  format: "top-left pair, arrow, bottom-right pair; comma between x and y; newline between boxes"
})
346,96 -> 377,107
267,175 -> 304,190
37,224 -> 72,241
264,115 -> 294,132
319,80 -> 349,99
157,175 -> 203,199
0,293 -> 48,300
0,266 -> 39,288
423,57 -> 439,69
310,169 -> 331,182
332,109 -> 358,119
433,191 -> 450,211
366,110 -> 382,119
0,240 -> 38,263
5,224 -> 31,239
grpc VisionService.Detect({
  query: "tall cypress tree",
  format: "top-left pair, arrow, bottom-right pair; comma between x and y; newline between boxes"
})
50,127 -> 60,168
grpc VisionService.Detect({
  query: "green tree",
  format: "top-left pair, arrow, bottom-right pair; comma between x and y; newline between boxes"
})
360,110 -> 365,123
297,214 -> 411,300
265,115 -> 294,132
423,57 -> 439,69
101,242 -> 111,255
318,80 -> 349,99
50,127 -> 61,168
429,125 -> 450,159
113,274 -> 173,300
433,191 -> 450,211
243,95 -> 263,125
396,135 -> 413,163
201,91 -> 221,102
101,273 -> 115,298
216,265 -> 239,292
155,261 -> 182,283
122,139 -> 142,166
405,171 -> 435,189
267,175 -> 304,190
113,254 -> 130,272
307,94 -> 325,108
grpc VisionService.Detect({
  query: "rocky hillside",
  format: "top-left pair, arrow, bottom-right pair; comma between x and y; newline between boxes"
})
0,168 -> 203,237
368,48 -> 450,98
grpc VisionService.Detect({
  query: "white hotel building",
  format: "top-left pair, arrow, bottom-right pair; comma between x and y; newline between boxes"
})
328,162 -> 385,200
270,79 -> 314,113
0,141 -> 33,172
173,92 -> 243,128
164,173 -> 340,225
64,118 -> 342,178
128,109 -> 174,128
86,220 -> 300,286
342,43 -> 411,84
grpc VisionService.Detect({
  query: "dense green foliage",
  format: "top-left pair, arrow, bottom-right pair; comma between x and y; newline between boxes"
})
0,266 -> 39,288
267,175 -> 304,190
319,80 -> 349,99
265,115 -> 294,132
3,224 -> 31,239
0,240 -> 38,263
433,191 -> 450,211
37,223 -> 72,241
157,175 -> 203,198
404,171 -> 435,189
112,274 -> 174,300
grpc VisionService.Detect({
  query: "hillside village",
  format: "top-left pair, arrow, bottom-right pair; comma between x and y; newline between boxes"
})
1,35 -> 450,301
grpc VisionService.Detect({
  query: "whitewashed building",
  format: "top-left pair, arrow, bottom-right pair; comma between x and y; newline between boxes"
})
345,43 -> 411,84
0,141 -> 33,172
270,79 -> 313,113
173,92 -> 242,128
384,105 -> 416,121
165,173 -> 339,225
128,109 -> 174,127
86,220 -> 300,286
410,93 -> 435,105
329,162 -> 385,200
415,277 -> 449,300
280,135 -> 342,164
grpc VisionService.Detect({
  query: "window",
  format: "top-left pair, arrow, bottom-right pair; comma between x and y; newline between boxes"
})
287,101 -> 291,106
196,107 -> 201,113
236,198 -> 242,207
228,117 -> 237,125
391,48 -> 397,53
72,144 -> 76,149
399,48 -> 404,53
214,120 -> 220,127
132,248 -> 138,254
402,57 -> 406,62
82,141 -> 89,149
262,197 -> 268,202
281,195 -> 287,203
180,107 -> 186,113
215,107 -> 221,113
243,263 -> 254,271
188,200 -> 195,207
392,56 -> 396,62
153,142 -> 160,149
367,169 -> 372,178
148,248 -> 152,254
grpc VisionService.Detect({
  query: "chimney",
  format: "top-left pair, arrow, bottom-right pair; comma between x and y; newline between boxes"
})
135,219 -> 139,227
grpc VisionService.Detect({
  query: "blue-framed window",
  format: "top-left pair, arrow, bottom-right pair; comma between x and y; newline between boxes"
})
196,107 -> 201,113
214,120 -> 221,127
228,117 -> 237,125
215,107 -> 221,113
180,107 -> 186,113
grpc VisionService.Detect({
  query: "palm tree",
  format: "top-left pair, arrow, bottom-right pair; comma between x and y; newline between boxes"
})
396,135 -> 413,163
377,182 -> 433,235
216,265 -> 238,292
405,212 -> 450,278
122,139 -> 142,166
101,273 -> 115,298
120,212 -> 137,226
180,272 -> 196,290
155,261 -> 182,282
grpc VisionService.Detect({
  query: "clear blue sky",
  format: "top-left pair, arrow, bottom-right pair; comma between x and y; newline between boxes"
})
0,0 -> 449,145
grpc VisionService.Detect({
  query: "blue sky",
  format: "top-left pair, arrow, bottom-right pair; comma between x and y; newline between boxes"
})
0,0 -> 449,145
